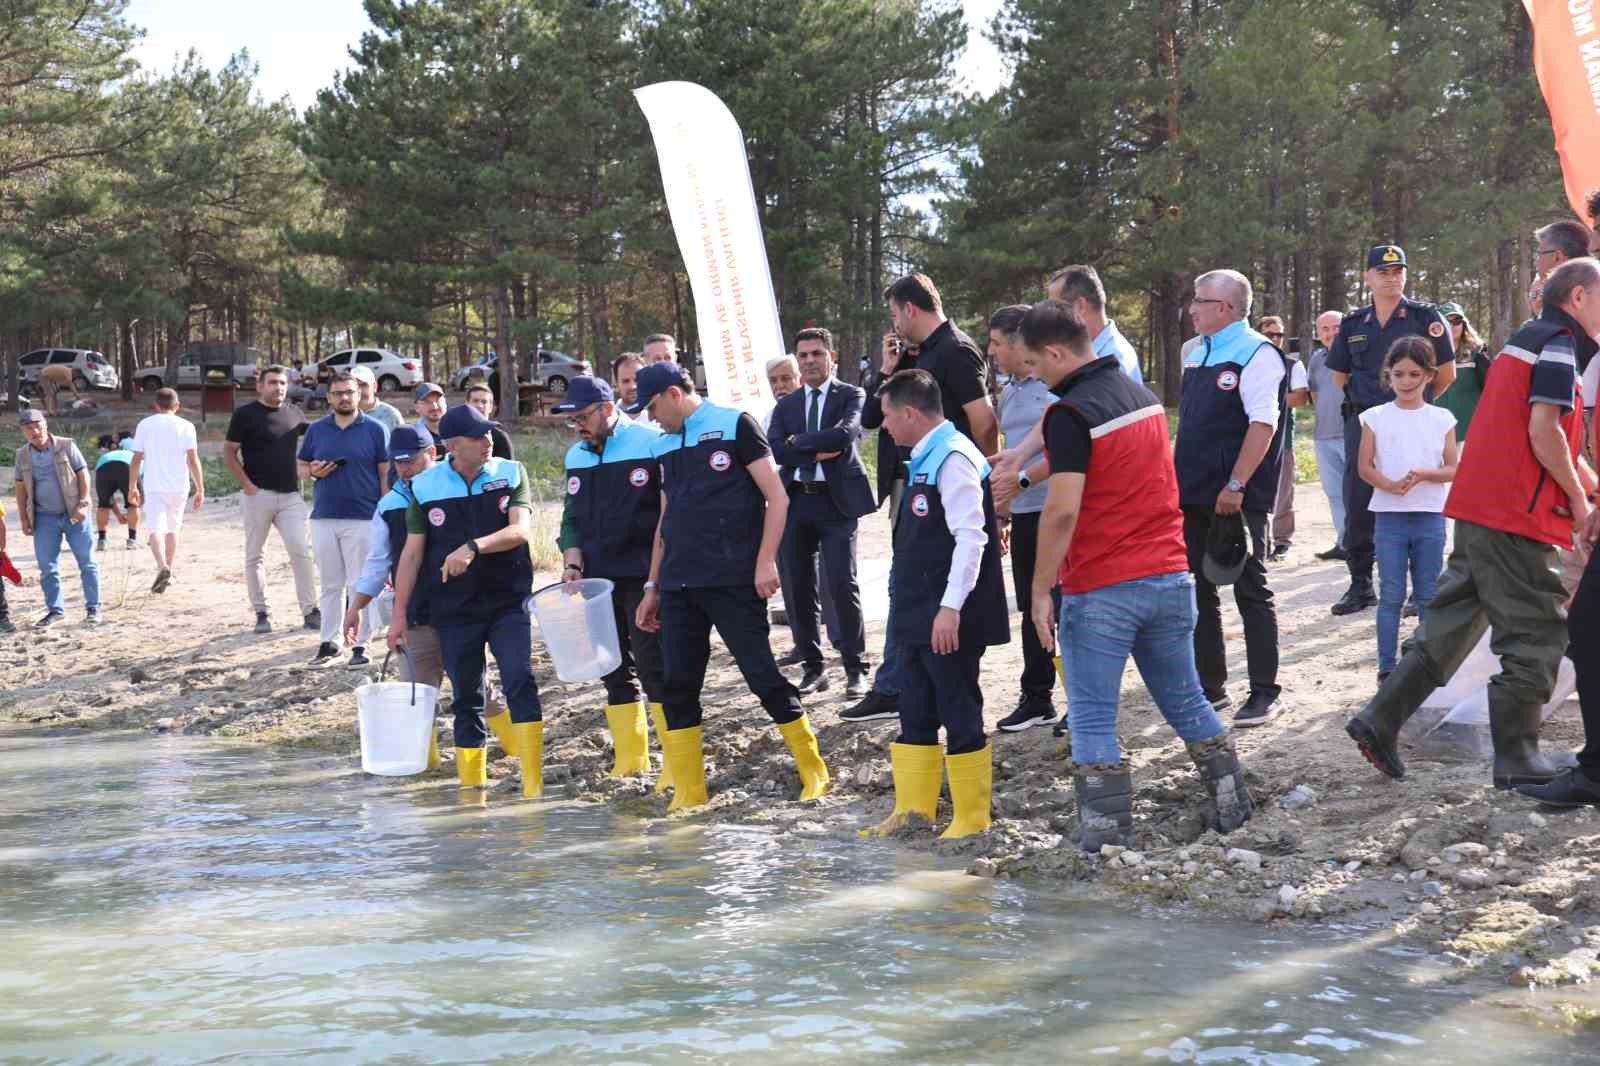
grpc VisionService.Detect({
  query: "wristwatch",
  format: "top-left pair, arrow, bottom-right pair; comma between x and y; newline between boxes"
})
643,580 -> 659,591
1017,471 -> 1032,491
1226,479 -> 1246,493
465,539 -> 480,561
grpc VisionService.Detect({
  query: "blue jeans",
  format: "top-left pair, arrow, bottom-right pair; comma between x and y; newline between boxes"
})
1314,437 -> 1347,547
1059,572 -> 1226,765
435,608 -> 543,749
33,510 -> 100,614
1374,511 -> 1446,672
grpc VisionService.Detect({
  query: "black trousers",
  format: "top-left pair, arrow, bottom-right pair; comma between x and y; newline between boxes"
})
659,585 -> 803,731
600,576 -> 664,707
1182,506 -> 1281,702
896,643 -> 987,756
1571,547 -> 1600,773
779,488 -> 867,673
1008,510 -> 1061,703
1341,414 -> 1376,581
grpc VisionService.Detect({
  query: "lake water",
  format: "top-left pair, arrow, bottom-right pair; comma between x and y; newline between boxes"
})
1,730 -> 1595,1064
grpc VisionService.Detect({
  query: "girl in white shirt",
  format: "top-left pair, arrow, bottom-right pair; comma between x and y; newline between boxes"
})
1358,337 -> 1459,679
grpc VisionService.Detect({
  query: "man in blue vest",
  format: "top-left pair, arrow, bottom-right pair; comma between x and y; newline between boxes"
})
553,376 -> 670,783
388,405 -> 542,796
1175,269 -> 1291,729
629,362 -> 830,811
867,369 -> 1009,840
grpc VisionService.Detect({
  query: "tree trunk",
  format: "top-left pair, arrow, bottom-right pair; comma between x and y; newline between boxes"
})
119,317 -> 136,401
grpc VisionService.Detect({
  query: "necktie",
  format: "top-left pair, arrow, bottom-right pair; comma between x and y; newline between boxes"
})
805,388 -> 821,480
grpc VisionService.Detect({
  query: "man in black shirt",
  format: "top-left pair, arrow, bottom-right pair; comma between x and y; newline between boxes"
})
843,272 -> 999,725
224,365 -> 319,635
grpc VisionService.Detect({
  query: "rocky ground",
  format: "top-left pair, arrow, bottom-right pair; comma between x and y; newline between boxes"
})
4,479 -> 1598,1006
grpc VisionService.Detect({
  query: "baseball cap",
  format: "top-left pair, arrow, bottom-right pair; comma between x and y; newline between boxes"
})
1202,512 -> 1250,587
18,409 -> 45,425
1366,244 -> 1407,269
550,375 -> 613,413
626,362 -> 692,414
413,381 -> 445,402
437,404 -> 498,439
347,365 -> 376,387
1437,301 -> 1466,321
389,425 -> 433,461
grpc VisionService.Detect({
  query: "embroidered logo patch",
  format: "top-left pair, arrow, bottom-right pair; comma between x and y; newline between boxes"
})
698,430 -> 725,441
913,473 -> 930,484
482,478 -> 508,491
911,493 -> 930,517
709,450 -> 732,472
1216,370 -> 1240,391
629,466 -> 650,487
1428,321 -> 1445,338
566,476 -> 581,496
427,507 -> 445,527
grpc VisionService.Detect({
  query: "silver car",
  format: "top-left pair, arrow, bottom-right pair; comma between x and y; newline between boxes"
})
18,348 -> 119,391
452,350 -> 589,394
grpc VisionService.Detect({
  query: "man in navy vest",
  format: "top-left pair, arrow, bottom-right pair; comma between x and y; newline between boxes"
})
1176,269 -> 1291,730
769,327 -> 877,698
629,362 -> 830,812
553,376 -> 669,785
867,369 -> 1009,840
388,405 -> 543,797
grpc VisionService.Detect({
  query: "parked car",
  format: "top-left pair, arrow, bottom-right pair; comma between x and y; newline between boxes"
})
314,348 -> 423,393
140,347 -> 268,392
451,350 -> 589,394
17,348 -> 119,391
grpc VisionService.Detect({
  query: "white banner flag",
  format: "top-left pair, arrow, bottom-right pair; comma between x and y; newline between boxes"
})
635,81 -> 779,423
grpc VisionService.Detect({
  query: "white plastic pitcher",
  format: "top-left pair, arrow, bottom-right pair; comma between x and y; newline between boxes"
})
355,647 -> 438,776
527,578 -> 622,682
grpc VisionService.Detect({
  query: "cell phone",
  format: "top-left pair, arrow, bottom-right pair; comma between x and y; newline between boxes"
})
328,457 -> 347,467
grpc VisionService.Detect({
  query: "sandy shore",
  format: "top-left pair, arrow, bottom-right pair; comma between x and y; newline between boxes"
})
4,480 -> 1599,999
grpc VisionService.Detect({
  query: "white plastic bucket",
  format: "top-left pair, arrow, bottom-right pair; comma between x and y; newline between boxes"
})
526,578 -> 622,682
356,647 -> 438,776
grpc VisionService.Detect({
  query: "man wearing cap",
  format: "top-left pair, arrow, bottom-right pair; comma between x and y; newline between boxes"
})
344,425 -> 514,773
1175,270 -> 1291,728
13,409 -> 101,626
389,404 -> 544,795
551,375 -> 669,782
349,366 -> 404,439
1257,315 -> 1311,562
412,382 -> 448,458
1307,310 -> 1351,561
629,362 -> 831,810
1325,245 -> 1455,616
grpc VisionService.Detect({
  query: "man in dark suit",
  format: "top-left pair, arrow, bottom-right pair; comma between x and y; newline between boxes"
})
770,327 -> 877,697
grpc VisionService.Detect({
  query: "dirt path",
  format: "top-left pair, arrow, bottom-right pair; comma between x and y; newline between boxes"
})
4,483 -> 1598,998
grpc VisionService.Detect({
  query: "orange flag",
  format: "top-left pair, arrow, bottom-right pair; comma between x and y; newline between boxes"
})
1523,0 -> 1600,221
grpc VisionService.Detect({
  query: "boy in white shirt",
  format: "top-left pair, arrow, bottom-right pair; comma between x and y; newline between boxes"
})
129,388 -> 204,593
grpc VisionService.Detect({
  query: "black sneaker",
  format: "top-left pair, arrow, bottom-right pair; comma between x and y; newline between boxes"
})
1330,580 -> 1377,616
1052,714 -> 1070,738
303,608 -> 322,631
1314,545 -> 1349,561
776,648 -> 808,667
151,568 -> 171,594
84,608 -> 102,626
34,610 -> 65,629
254,611 -> 272,635
840,689 -> 899,723
996,699 -> 1056,733
1208,693 -> 1236,716
311,641 -> 340,665
797,666 -> 829,694
348,646 -> 370,667
96,538 -> 106,553
844,670 -> 870,699
1267,543 -> 1290,563
1402,596 -> 1419,618
1234,691 -> 1283,728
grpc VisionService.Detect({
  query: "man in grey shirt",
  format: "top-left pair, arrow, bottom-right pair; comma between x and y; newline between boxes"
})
988,306 -> 1061,732
1306,310 -> 1349,561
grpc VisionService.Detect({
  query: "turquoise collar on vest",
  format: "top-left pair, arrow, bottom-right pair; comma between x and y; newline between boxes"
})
1196,320 -> 1272,368
908,420 -> 991,483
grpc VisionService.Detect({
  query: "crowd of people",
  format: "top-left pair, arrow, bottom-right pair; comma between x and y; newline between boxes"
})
8,199 -> 1600,833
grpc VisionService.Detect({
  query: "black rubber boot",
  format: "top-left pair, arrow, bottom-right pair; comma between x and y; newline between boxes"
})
1346,652 -> 1437,780
1330,577 -> 1378,616
1514,765 -> 1600,807
1186,732 -> 1254,833
1071,763 -> 1133,852
1489,688 -> 1578,791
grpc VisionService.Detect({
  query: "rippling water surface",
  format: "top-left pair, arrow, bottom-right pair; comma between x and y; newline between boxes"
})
1,730 -> 1595,1064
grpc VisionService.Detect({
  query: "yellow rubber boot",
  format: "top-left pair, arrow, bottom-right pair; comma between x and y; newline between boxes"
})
605,702 -> 650,778
661,725 -> 708,812
940,744 -> 993,839
427,731 -> 441,771
650,702 -> 674,794
1054,655 -> 1068,692
486,710 -> 516,760
778,714 -> 830,801
457,746 -> 488,788
866,743 -> 943,836
513,721 -> 544,799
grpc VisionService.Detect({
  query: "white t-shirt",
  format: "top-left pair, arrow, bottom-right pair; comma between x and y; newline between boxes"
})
132,412 -> 198,495
1358,402 -> 1456,513
1582,357 -> 1598,412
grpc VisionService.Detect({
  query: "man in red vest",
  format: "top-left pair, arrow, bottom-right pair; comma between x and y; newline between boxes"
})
1347,257 -> 1600,790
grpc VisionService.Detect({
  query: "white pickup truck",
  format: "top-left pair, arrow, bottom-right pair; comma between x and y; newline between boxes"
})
140,348 -> 266,392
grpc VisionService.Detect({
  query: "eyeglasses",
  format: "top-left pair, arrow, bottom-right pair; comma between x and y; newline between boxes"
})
1263,331 -> 1285,340
1189,298 -> 1226,307
1536,247 -> 1560,261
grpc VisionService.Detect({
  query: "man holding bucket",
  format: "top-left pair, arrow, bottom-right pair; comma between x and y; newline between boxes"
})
388,405 -> 544,795
551,376 -> 670,783
629,362 -> 830,811
344,425 -> 514,771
